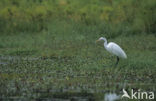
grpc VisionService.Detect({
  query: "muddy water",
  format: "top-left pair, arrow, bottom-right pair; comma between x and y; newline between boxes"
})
1,92 -> 121,101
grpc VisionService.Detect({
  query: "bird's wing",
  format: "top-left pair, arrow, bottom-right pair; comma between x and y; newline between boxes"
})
107,42 -> 127,58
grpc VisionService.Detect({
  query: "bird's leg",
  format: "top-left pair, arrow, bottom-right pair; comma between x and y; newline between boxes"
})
115,56 -> 119,67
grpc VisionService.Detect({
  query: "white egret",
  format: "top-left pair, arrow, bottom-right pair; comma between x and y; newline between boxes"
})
96,37 -> 127,66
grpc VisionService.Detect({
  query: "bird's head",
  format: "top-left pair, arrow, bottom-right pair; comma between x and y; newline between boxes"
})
96,37 -> 106,43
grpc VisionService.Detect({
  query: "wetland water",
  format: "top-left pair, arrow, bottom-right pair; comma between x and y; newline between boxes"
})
1,92 -> 120,101
0,56 -> 155,101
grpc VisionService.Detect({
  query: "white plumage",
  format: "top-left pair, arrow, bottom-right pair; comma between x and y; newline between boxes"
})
106,42 -> 127,59
96,37 -> 127,66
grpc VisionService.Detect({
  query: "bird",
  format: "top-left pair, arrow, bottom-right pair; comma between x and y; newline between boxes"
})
96,37 -> 127,66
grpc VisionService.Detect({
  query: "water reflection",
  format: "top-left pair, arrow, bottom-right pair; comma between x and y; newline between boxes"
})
104,93 -> 120,101
1,92 -> 122,101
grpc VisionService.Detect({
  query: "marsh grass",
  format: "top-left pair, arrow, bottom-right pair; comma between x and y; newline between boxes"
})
0,0 -> 155,100
0,19 -> 156,100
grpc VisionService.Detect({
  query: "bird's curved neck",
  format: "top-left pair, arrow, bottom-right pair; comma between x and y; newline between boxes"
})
102,38 -> 107,48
